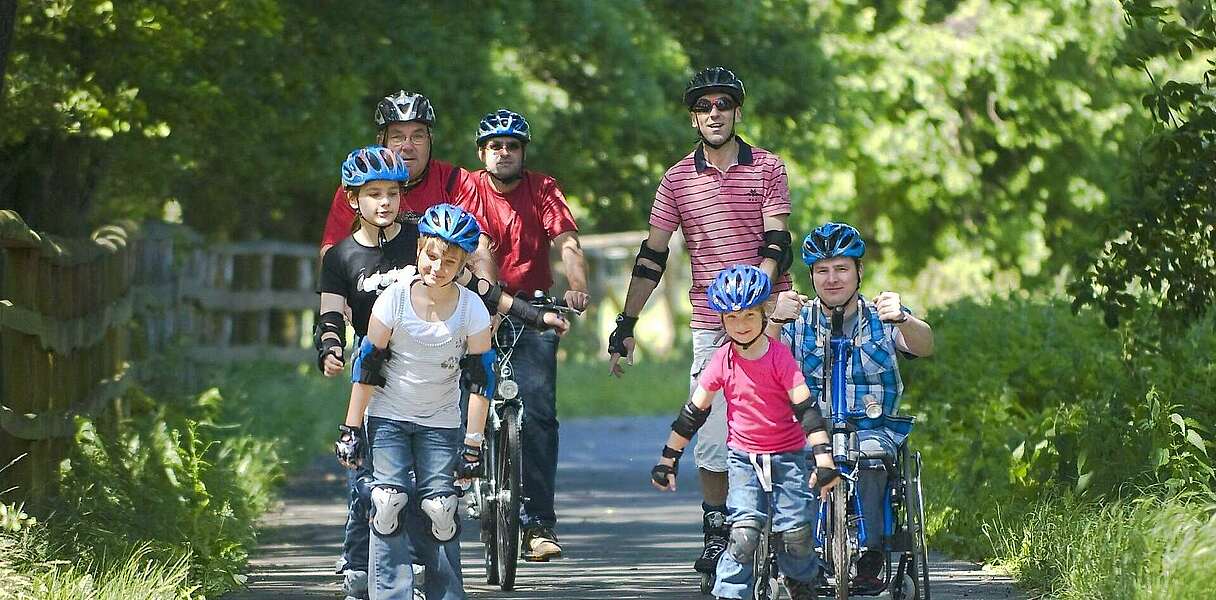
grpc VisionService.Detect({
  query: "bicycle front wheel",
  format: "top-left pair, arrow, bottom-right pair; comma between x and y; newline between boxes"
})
830,486 -> 849,600
495,404 -> 522,590
481,422 -> 499,586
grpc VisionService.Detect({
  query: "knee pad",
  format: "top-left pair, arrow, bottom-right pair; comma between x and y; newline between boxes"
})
370,486 -> 408,537
420,494 -> 459,542
782,524 -> 814,558
727,519 -> 764,563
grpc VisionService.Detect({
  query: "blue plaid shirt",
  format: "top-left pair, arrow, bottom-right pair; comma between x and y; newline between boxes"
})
779,296 -> 914,446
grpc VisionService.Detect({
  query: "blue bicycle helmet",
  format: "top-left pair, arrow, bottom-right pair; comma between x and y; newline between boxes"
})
418,203 -> 481,253
802,222 -> 866,266
476,109 -> 531,146
341,146 -> 410,188
707,265 -> 772,313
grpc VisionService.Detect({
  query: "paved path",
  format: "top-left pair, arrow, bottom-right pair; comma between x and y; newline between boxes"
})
224,417 -> 1020,599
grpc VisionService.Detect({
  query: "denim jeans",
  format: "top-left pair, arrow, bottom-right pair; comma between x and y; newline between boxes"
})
713,449 -> 821,599
366,416 -> 465,600
502,318 -> 561,529
808,428 -> 898,549
340,454 -> 374,575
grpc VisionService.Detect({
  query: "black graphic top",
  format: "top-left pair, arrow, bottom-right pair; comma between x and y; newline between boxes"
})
319,224 -> 419,338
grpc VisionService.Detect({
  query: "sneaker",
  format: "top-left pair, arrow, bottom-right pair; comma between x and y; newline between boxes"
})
853,550 -> 884,591
411,563 -> 426,600
784,576 -> 820,600
340,569 -> 368,599
522,526 -> 563,561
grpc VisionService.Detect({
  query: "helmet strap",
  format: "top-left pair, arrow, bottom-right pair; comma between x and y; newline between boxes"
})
700,132 -> 736,150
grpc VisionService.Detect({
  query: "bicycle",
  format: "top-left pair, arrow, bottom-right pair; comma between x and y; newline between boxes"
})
471,293 -> 580,591
814,304 -> 930,600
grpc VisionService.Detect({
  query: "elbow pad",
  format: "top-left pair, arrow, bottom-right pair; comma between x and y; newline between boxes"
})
793,400 -> 826,436
633,241 -> 669,284
671,400 -> 711,439
758,230 -> 793,276
459,350 -> 498,398
351,337 -> 391,387
465,274 -> 505,314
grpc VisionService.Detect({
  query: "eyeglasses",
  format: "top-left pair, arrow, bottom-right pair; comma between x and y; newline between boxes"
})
690,97 -> 737,114
386,131 -> 430,146
485,139 -> 523,152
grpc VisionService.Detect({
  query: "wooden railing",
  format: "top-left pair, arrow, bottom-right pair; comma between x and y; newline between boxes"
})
0,209 -> 689,504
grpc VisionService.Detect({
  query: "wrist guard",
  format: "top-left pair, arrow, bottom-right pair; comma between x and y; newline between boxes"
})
335,424 -> 364,465
608,313 -> 638,357
813,466 -> 840,492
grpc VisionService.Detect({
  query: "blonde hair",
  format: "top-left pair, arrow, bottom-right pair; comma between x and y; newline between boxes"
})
418,235 -> 470,264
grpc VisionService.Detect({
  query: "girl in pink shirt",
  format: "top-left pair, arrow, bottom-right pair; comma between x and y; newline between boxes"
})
651,265 -> 839,600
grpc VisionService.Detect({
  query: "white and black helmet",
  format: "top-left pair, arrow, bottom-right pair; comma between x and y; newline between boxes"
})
374,90 -> 436,129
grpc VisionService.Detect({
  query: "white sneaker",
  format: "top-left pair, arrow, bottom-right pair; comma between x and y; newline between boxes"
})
341,569 -> 368,599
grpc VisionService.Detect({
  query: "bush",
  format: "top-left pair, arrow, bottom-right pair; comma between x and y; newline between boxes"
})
899,295 -> 1215,594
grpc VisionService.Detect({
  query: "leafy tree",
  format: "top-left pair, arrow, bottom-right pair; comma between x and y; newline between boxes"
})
1070,0 -> 1216,329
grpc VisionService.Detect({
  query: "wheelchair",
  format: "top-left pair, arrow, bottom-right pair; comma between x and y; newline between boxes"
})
813,438 -> 929,600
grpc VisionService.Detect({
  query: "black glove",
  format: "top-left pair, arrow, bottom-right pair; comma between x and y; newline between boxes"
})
457,443 -> 483,478
335,424 -> 363,466
608,313 -> 638,358
651,445 -> 682,487
317,338 -> 344,372
813,466 -> 840,493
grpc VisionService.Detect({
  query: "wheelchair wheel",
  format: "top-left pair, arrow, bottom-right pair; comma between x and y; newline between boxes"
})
495,404 -> 522,590
907,451 -> 930,600
481,427 -> 500,586
829,486 -> 850,600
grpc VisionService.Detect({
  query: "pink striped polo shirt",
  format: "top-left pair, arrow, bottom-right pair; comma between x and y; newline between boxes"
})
650,139 -> 793,329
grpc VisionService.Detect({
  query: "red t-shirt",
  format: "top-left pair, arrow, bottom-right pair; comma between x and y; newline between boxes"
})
471,170 -> 578,295
698,337 -> 808,454
319,159 -> 482,248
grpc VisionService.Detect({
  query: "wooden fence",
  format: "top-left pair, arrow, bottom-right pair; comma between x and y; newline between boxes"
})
0,212 -> 317,503
0,210 -> 687,504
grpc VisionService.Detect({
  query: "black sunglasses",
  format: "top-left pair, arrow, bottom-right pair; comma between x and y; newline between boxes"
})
691,97 -> 737,113
486,139 -> 523,152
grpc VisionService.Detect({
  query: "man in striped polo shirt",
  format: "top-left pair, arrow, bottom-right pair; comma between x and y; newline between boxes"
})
607,66 -> 796,578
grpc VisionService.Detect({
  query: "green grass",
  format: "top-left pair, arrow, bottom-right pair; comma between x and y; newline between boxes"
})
987,493 -> 1216,600
557,352 -> 692,417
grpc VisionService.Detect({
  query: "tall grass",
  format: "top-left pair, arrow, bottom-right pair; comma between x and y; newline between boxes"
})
986,493 -> 1216,600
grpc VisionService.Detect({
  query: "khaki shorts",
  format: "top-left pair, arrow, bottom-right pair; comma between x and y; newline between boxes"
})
689,328 -> 729,473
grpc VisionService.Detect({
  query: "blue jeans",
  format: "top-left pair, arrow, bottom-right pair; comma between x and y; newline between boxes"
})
367,416 -> 465,600
503,319 -> 561,529
808,428 -> 898,549
713,449 -> 821,599
341,455 -> 374,574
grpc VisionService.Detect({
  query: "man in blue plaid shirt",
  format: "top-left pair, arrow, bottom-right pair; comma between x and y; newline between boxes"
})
766,222 -> 934,591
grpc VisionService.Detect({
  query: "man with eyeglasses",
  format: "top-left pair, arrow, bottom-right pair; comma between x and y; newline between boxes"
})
607,66 -> 795,582
320,90 -> 490,276
469,109 -> 590,562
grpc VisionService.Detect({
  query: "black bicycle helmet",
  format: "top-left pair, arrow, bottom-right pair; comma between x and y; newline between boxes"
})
374,90 -> 436,128
683,66 -> 746,108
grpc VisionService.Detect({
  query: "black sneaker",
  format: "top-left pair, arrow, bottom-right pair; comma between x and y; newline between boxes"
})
522,526 -> 563,561
853,550 -> 884,592
784,576 -> 819,600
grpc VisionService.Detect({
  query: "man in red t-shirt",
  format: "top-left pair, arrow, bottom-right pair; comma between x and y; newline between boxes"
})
471,109 -> 590,561
319,90 -> 495,278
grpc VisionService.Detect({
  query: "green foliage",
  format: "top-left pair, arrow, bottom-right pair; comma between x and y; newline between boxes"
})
0,0 -> 1162,289
0,384 -> 282,598
558,350 -> 693,417
901,296 -> 1215,557
986,493 -> 1216,600
1071,0 -> 1216,329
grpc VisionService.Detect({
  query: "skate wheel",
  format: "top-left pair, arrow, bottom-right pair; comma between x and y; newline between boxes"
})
700,572 -> 713,595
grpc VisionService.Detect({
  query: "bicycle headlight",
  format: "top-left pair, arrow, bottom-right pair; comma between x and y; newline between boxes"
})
499,379 -> 519,400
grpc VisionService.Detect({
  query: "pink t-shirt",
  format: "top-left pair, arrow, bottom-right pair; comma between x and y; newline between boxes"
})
698,337 -> 808,454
